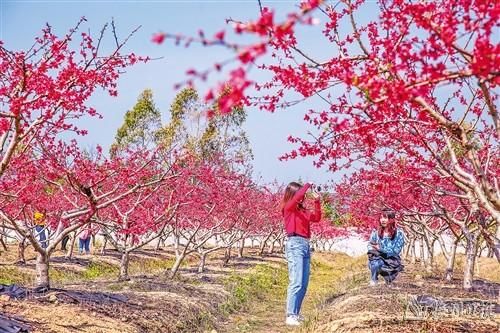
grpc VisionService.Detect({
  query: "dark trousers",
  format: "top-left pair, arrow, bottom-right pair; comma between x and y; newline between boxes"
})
367,250 -> 403,283
61,235 -> 70,251
35,225 -> 48,249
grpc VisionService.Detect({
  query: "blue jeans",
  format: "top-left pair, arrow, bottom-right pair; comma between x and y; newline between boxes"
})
368,258 -> 384,281
79,238 -> 91,254
35,225 -> 48,249
285,236 -> 311,316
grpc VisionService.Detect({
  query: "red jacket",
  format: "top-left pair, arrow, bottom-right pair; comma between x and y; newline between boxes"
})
283,183 -> 321,239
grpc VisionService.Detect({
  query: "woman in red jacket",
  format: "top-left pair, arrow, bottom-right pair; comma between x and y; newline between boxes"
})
281,182 -> 321,326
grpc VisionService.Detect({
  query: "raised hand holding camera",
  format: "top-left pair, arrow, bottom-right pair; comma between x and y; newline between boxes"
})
310,184 -> 321,200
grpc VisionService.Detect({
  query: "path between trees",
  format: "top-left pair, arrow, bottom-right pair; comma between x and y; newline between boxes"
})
219,252 -> 367,333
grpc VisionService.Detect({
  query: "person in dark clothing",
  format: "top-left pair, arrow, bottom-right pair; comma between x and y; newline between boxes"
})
33,211 -> 48,249
61,235 -> 70,251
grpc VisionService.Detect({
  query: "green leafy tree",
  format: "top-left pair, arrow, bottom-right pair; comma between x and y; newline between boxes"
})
156,88 -> 200,152
158,88 -> 253,172
111,89 -> 162,156
199,104 -> 253,173
322,200 -> 343,226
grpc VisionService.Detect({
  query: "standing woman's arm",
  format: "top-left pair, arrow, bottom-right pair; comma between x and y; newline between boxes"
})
310,199 -> 322,223
283,183 -> 311,212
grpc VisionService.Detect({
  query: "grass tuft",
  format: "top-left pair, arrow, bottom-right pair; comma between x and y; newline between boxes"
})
0,266 -> 33,285
220,263 -> 288,315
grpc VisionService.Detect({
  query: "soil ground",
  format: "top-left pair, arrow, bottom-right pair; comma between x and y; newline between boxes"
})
0,244 -> 498,333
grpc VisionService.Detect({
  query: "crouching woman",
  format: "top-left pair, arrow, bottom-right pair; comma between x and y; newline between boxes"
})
367,208 -> 405,286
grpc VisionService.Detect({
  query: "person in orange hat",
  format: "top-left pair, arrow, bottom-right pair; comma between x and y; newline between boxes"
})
34,211 -> 48,249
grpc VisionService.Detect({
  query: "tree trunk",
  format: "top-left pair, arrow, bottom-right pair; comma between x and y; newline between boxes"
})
419,238 -> 425,268
222,247 -> 232,266
425,239 -> 435,273
66,231 -> 77,259
35,252 -> 50,289
155,236 -> 162,252
445,241 -> 457,281
100,236 -> 108,255
17,238 -> 26,264
174,234 -> 180,258
170,253 -> 185,278
475,254 -> 481,277
279,237 -> 285,253
237,239 -> 244,258
494,222 -> 500,259
268,241 -> 275,254
404,238 -> 414,260
170,234 -> 190,278
119,251 -> 130,281
463,234 -> 478,290
478,245 -> 484,257
437,236 -> 450,261
410,241 -> 417,264
0,237 -> 7,251
259,240 -> 267,256
259,233 -> 272,256
198,252 -> 208,273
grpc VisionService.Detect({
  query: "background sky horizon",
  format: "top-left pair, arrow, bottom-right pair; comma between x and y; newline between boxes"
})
1,0 -> 371,187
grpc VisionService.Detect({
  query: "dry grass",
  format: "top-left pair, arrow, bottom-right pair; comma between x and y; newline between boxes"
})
0,245 -> 296,333
219,251 -> 368,333
307,259 -> 500,333
1,301 -> 136,333
434,254 -> 500,282
0,244 -> 180,288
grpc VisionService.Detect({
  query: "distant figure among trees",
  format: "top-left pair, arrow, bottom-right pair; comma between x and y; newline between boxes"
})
78,224 -> 95,255
33,211 -> 48,249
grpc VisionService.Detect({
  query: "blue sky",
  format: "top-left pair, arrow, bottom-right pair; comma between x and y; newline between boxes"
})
1,0 -> 375,186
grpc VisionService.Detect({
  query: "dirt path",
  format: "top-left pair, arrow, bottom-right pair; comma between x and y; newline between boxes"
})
219,252 -> 367,333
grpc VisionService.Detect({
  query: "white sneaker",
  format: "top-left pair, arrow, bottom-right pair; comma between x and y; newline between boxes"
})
369,280 -> 378,287
297,314 -> 305,322
285,315 -> 301,326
